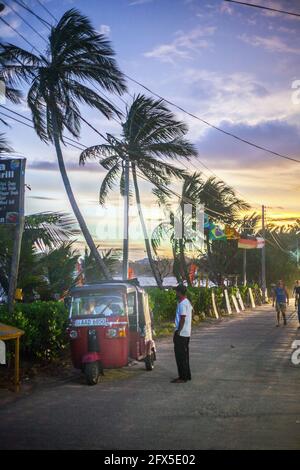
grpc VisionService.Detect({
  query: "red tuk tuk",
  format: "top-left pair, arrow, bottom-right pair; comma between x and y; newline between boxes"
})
67,280 -> 156,385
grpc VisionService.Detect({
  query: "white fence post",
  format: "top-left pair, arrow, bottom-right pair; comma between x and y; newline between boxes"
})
0,340 -> 6,365
211,292 -> 219,319
224,289 -> 232,315
231,294 -> 240,313
249,287 -> 256,309
236,290 -> 245,311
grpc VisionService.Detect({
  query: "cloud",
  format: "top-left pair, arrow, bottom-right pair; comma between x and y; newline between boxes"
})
196,119 -> 300,168
27,195 -> 61,201
129,0 -> 153,5
165,68 -> 299,143
239,33 -> 300,54
28,160 -> 103,172
0,18 -> 21,39
98,24 -> 111,36
144,26 -> 216,63
219,3 -> 234,15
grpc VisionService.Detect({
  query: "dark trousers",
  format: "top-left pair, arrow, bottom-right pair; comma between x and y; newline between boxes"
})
173,333 -> 191,381
298,302 -> 300,323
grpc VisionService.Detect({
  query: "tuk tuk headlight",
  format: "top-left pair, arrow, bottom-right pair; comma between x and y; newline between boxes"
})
106,328 -> 118,338
105,327 -> 127,338
118,327 -> 126,338
69,330 -> 78,339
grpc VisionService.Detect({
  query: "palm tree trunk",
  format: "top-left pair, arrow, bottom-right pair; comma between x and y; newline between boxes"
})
51,111 -> 110,280
172,245 -> 182,283
122,158 -> 130,280
131,164 -> 163,289
179,202 -> 192,286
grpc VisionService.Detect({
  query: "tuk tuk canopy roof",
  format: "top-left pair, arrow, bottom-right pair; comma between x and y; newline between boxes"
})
69,280 -> 143,297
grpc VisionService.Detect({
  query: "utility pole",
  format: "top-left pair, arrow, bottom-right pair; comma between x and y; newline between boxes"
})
122,157 -> 130,280
8,159 -> 26,313
261,205 -> 267,303
243,249 -> 247,286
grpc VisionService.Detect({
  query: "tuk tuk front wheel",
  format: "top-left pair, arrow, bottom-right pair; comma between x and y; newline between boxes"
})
84,362 -> 100,385
145,352 -> 155,371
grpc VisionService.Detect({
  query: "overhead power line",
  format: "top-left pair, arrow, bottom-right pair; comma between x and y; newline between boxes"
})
224,0 -> 300,18
0,109 -> 85,151
35,0 -> 58,23
0,15 -> 41,54
1,104 -> 241,218
125,74 -> 300,164
0,105 -> 88,149
2,0 -> 47,43
5,3 -> 298,168
12,0 -> 52,28
0,7 -> 289,216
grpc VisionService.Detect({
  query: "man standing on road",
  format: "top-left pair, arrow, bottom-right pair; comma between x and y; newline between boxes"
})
272,280 -> 289,327
171,284 -> 192,384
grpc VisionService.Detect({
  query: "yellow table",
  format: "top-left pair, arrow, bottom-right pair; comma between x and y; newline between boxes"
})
0,323 -> 24,391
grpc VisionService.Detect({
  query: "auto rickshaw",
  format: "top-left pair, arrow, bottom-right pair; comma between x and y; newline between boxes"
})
66,280 -> 156,385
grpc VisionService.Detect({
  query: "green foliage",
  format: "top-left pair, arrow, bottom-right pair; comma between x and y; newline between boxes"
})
147,287 -> 177,322
82,248 -> 121,283
0,302 -> 69,360
0,212 -> 79,301
147,285 -> 255,323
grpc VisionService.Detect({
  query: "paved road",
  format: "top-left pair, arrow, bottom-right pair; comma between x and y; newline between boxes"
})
1,305 -> 300,450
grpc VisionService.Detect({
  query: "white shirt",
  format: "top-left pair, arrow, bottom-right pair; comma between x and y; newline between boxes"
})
175,298 -> 192,337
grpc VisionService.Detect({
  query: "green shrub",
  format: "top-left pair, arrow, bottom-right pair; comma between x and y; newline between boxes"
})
188,287 -> 211,316
147,287 -> 177,322
0,301 -> 69,360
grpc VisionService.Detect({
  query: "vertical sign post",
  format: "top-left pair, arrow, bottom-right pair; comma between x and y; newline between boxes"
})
0,158 -> 26,313
261,205 -> 266,303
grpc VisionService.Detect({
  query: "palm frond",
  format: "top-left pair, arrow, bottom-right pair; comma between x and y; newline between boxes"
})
99,163 -> 121,205
24,211 -> 80,250
0,133 -> 13,154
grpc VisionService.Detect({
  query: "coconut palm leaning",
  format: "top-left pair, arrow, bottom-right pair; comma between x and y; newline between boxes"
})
80,94 -> 197,287
152,172 -> 250,285
0,8 -> 127,278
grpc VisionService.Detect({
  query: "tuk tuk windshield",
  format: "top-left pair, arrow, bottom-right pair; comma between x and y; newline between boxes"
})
71,294 -> 125,317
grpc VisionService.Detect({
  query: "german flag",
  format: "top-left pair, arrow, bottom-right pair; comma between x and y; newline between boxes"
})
238,238 -> 258,249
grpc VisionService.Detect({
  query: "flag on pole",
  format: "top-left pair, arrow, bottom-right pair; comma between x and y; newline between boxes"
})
238,238 -> 258,249
238,238 -> 265,249
225,225 -> 240,240
209,226 -> 227,241
256,237 -> 265,249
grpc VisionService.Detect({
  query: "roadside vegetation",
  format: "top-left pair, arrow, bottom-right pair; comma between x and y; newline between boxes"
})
0,284 -> 262,363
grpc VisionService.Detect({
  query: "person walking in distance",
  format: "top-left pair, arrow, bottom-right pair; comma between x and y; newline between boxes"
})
293,280 -> 299,308
294,281 -> 300,328
171,284 -> 192,383
272,280 -> 289,327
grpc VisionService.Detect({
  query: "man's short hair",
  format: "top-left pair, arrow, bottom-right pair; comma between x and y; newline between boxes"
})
176,284 -> 187,295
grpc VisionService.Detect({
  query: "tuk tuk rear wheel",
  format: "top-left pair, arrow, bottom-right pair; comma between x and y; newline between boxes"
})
84,362 -> 100,385
145,353 -> 155,371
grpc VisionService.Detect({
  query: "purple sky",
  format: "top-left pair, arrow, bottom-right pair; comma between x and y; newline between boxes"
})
1,0 -> 300,258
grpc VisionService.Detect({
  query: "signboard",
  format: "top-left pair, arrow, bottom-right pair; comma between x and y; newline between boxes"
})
0,158 -> 25,224
73,318 -> 127,327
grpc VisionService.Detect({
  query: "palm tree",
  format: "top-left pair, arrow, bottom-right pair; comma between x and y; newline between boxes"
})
81,248 -> 121,283
0,211 -> 79,300
0,133 -> 13,154
152,172 -> 250,285
80,94 -> 197,287
0,8 -> 127,278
